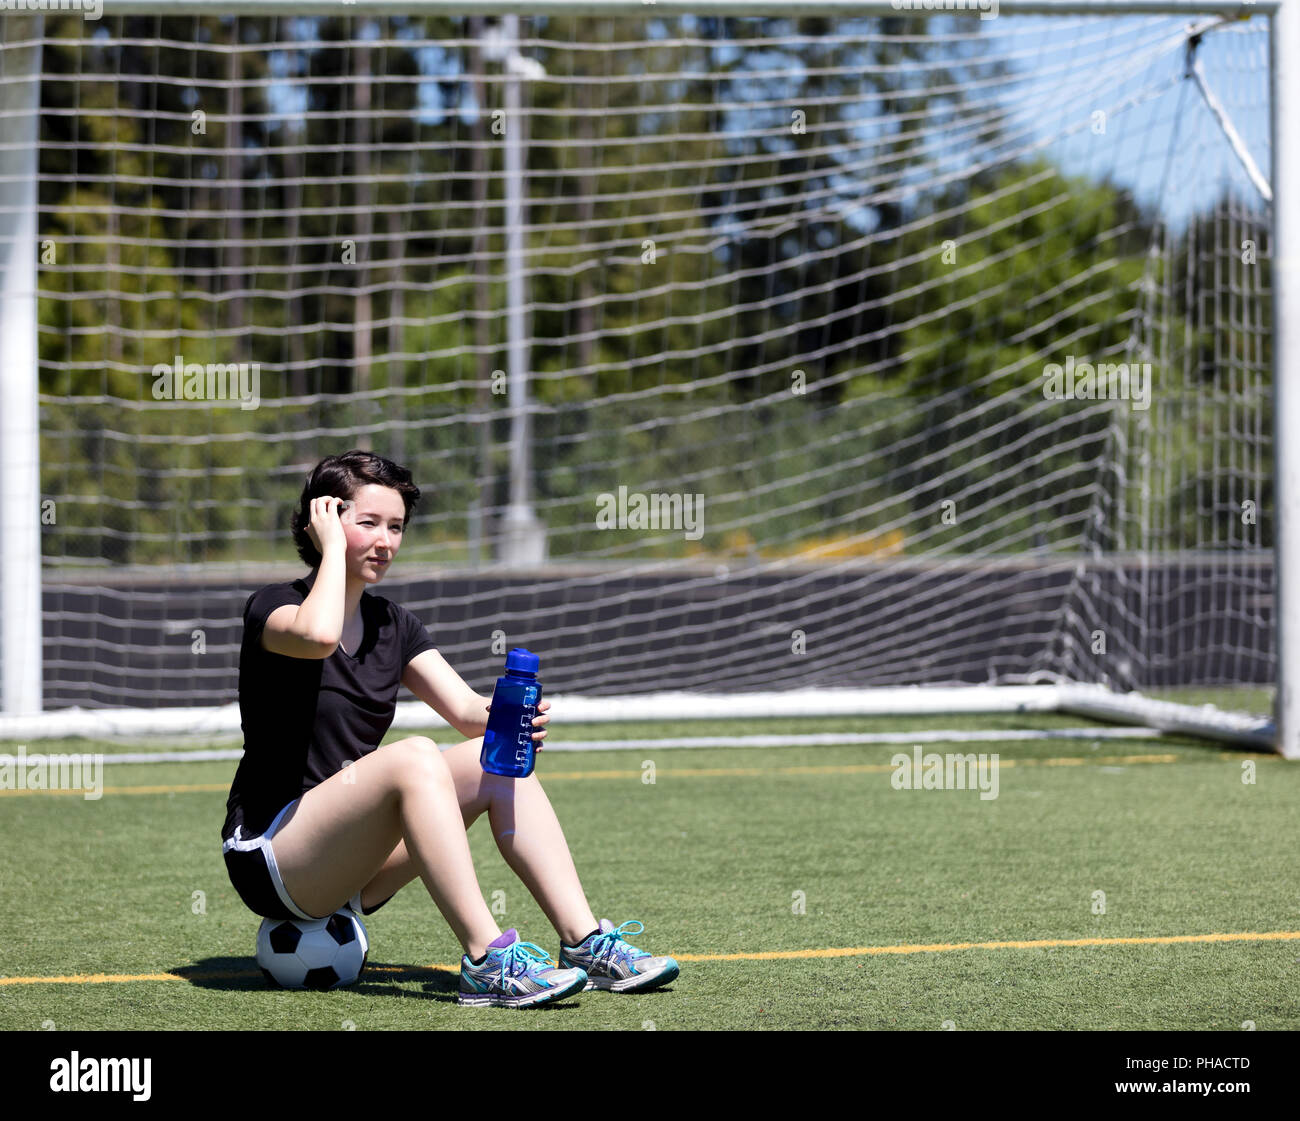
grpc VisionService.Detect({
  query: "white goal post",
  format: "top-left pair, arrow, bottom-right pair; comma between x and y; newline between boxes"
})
0,1 -> 1295,753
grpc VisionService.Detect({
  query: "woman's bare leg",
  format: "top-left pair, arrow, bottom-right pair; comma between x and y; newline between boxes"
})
268,735 -> 502,959
351,737 -> 598,946
353,839 -> 417,912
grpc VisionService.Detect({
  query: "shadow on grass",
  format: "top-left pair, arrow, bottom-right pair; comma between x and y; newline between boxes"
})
172,958 -> 588,1007
175,957 -> 452,991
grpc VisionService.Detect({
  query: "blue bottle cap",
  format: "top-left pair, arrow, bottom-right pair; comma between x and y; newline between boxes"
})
505,647 -> 539,674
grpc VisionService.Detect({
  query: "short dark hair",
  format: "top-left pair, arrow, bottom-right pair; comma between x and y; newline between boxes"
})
290,450 -> 421,567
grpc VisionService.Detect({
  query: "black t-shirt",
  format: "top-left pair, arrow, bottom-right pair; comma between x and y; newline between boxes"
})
221,571 -> 437,842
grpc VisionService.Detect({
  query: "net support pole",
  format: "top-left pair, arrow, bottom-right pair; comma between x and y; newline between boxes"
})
498,13 -> 547,566
1272,0 -> 1300,758
0,15 -> 43,717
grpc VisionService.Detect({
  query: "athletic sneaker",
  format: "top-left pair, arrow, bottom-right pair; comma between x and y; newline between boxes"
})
559,919 -> 680,993
456,928 -> 589,1008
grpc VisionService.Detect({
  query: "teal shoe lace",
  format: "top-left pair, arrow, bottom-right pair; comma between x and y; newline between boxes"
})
495,939 -> 556,983
589,920 -> 649,966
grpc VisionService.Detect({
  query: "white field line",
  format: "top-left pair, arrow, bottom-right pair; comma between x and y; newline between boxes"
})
67,725 -> 1167,764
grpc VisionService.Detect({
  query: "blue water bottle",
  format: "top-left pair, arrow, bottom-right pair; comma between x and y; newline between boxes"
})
480,648 -> 543,777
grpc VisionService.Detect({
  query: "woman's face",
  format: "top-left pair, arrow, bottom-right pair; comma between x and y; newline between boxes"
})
341,483 -> 407,583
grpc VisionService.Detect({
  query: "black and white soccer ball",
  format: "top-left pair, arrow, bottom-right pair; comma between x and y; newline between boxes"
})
255,909 -> 369,991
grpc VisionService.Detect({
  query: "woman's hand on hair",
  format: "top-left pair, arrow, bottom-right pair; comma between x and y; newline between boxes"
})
306,495 -> 350,557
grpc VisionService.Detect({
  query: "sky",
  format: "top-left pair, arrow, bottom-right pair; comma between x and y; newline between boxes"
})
220,10 -> 1275,236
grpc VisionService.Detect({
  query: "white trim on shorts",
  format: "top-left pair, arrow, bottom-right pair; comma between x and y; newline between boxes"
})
220,798 -> 316,921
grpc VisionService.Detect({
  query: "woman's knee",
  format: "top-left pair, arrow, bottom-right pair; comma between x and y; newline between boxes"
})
384,734 -> 438,752
383,736 -> 453,789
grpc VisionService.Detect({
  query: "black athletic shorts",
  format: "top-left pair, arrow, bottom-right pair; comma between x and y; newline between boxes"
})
222,798 -> 394,920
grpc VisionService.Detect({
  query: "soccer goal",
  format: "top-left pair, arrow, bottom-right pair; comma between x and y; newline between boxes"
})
0,1 -> 1295,753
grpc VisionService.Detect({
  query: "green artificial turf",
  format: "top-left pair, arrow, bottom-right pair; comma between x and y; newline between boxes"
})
1,712 -> 1297,1030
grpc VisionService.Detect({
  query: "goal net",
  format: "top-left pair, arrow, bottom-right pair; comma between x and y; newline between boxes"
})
0,3 -> 1283,746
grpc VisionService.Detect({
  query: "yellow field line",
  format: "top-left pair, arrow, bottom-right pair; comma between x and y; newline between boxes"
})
0,753 -> 1214,796
0,783 -> 229,797
671,929 -> 1300,961
3,929 -> 1297,987
0,972 -> 197,985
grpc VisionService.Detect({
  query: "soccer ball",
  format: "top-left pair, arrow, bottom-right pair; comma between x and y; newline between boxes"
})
256,909 -> 369,991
